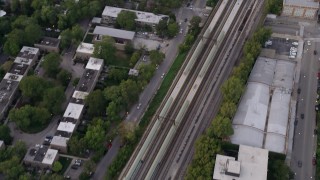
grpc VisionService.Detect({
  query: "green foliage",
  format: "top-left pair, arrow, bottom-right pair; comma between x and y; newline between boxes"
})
116,11 -> 137,31
85,90 -> 107,117
42,53 -> 61,78
206,0 -> 219,7
267,0 -> 283,15
9,105 -> 51,133
73,77 -> 80,87
42,86 -> 65,115
118,121 -> 137,143
211,115 -> 234,138
167,22 -> 179,38
60,25 -> 84,49
185,135 -> 221,179
149,50 -> 165,65
40,173 -> 64,180
107,68 -> 129,84
19,76 -> 51,102
52,161 -> 63,172
84,119 -> 106,150
138,64 -> 156,83
221,77 -> 244,103
93,36 -> 116,64
129,51 -> 141,67
219,101 -> 237,119
156,19 -> 168,38
1,61 -> 14,72
0,125 -> 13,145
57,69 -> 72,87
67,135 -> 86,156
189,16 -> 202,36
124,43 -> 134,55
0,156 -> 25,179
268,160 -> 292,180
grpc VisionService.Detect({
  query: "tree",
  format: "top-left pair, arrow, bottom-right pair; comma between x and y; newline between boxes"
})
189,16 -> 201,35
93,36 -> 116,63
206,0 -> 219,7
268,160 -> 292,180
9,105 -> 51,131
67,135 -> 86,156
125,42 -> 134,55
52,161 -> 63,172
221,77 -> 244,103
119,79 -> 140,106
267,0 -> 283,15
116,11 -> 137,30
138,64 -> 156,82
220,102 -> 237,119
0,125 -> 12,145
24,24 -> 43,45
3,30 -> 24,56
60,29 -> 72,49
1,61 -> 13,72
185,135 -> 221,179
118,121 -> 137,143
42,53 -> 61,78
19,76 -> 50,102
107,68 -> 128,84
40,174 -> 64,180
42,87 -> 65,114
149,50 -> 165,65
57,69 -> 72,87
10,0 -> 20,13
156,19 -> 168,37
71,25 -> 84,45
167,22 -> 179,38
85,90 -> 107,117
129,51 -> 141,67
0,156 -> 25,179
211,115 -> 233,138
106,101 -> 120,121
84,119 -> 106,150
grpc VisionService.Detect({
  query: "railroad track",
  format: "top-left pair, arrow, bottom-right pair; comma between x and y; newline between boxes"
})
120,0 -> 252,179
156,0 -> 266,179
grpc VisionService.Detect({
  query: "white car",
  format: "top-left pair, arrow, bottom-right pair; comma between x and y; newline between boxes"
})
161,73 -> 165,78
290,52 -> 297,56
292,42 -> 299,46
288,55 -> 296,59
179,29 -> 183,34
137,103 -> 142,109
307,40 -> 311,46
265,40 -> 272,46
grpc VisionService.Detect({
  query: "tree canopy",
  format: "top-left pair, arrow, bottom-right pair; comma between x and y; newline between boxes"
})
85,90 -> 107,117
19,76 -> 51,102
0,125 -> 13,145
116,11 -> 137,31
149,50 -> 165,65
93,36 -> 116,64
211,115 -> 234,138
42,52 -> 61,78
84,119 -> 106,150
42,86 -> 65,115
52,161 -> 63,172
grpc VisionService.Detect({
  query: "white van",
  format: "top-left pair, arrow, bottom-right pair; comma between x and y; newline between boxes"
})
289,55 -> 296,59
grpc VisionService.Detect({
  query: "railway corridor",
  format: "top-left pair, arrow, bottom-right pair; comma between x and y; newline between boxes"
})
120,0 -> 263,179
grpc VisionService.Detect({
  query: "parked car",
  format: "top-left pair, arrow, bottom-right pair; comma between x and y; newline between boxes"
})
301,113 -> 304,119
298,161 -> 302,167
314,50 -> 317,55
313,158 -> 316,166
292,42 -> 299,46
75,159 -> 83,166
71,164 -> 78,170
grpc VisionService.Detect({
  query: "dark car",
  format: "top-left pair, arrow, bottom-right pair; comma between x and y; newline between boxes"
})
314,129 -> 318,135
71,164 -> 79,170
314,50 -> 317,55
301,113 -> 304,119
313,158 -> 317,166
297,88 -> 301,94
298,161 -> 302,167
184,18 -> 188,22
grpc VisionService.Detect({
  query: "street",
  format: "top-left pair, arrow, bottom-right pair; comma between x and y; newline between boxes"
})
267,17 -> 318,179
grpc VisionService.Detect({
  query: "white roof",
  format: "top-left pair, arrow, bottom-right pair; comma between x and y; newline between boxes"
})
63,103 -> 84,119
51,136 -> 69,147
102,6 -> 168,24
213,145 -> 268,180
76,43 -> 94,54
42,149 -> 58,165
3,73 -> 23,82
20,46 -> 39,55
93,26 -> 135,40
237,145 -> 268,180
14,57 -> 32,65
85,57 -> 104,71
272,60 -> 295,90
57,122 -> 76,133
72,90 -> 89,100
248,58 -> 276,86
0,10 -> 6,17
283,0 -> 319,8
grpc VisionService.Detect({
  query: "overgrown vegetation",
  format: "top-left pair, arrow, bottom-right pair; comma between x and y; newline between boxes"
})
266,0 -> 283,15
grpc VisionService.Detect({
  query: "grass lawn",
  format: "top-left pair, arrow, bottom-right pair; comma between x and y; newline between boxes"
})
59,156 -> 72,175
109,51 -> 131,68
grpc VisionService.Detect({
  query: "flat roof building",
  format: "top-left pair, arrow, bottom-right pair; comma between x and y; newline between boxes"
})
213,145 -> 269,180
50,136 -> 69,153
63,103 -> 84,120
0,46 -> 39,120
102,6 -> 169,26
75,42 -> 94,59
34,37 -> 60,53
282,0 -> 319,19
57,122 -> 76,133
24,146 -> 59,168
231,57 -> 296,154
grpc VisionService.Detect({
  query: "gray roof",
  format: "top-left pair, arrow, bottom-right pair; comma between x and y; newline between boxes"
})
93,26 -> 135,40
284,0 -> 319,8
231,57 -> 296,154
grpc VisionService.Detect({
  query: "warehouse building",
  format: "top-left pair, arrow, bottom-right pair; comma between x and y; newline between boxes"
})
282,0 -> 319,19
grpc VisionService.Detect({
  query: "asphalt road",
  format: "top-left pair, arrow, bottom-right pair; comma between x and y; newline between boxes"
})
92,2 -> 207,179
268,17 -> 318,179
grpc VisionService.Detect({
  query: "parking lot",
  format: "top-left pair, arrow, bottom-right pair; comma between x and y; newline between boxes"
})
267,37 -> 298,56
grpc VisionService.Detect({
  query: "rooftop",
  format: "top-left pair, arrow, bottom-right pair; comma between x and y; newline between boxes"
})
76,43 -> 95,55
24,145 -> 49,164
36,37 -> 60,47
75,68 -> 99,93
14,57 -> 32,65
85,57 -> 104,71
63,103 -> 84,120
3,73 -> 23,82
57,122 -> 76,133
17,46 -> 39,60
0,80 -> 19,113
231,57 -> 296,154
8,63 -> 29,76
92,17 -> 102,24
283,0 -> 319,8
93,26 -> 135,40
213,145 -> 268,180
102,6 -> 169,24
50,136 -> 69,147
72,90 -> 89,100
42,149 -> 58,165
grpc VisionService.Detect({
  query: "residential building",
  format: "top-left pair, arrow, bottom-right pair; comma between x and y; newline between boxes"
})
75,42 -> 95,60
23,146 -> 59,169
0,47 -> 39,120
34,37 -> 60,53
102,6 -> 169,27
282,0 -> 319,19
92,26 -> 135,50
213,145 -> 269,180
